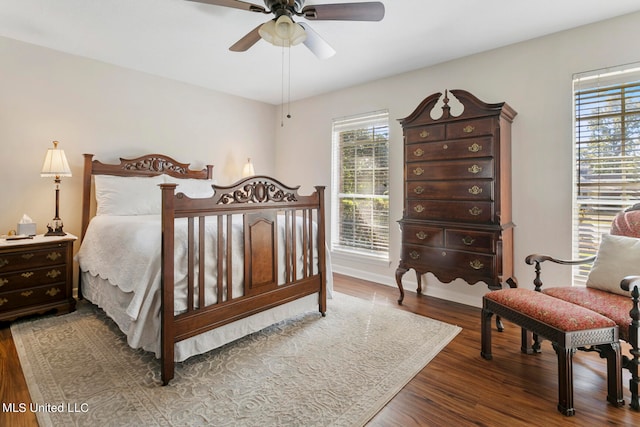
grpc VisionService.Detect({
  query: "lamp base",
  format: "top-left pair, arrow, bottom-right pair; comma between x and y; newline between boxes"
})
45,219 -> 66,236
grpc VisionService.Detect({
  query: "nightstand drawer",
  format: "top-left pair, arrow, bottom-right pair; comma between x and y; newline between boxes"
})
0,265 -> 67,292
0,284 -> 66,311
0,246 -> 67,272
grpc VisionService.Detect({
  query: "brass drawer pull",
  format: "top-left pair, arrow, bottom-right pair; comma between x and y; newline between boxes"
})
415,231 -> 428,240
21,272 -> 34,279
414,186 -> 425,195
414,204 -> 425,213
21,253 -> 35,260
470,260 -> 484,270
468,185 -> 483,195
469,206 -> 483,216
462,236 -> 475,246
0,278 -> 7,287
409,251 -> 420,260
463,125 -> 475,133
419,130 -> 430,138
46,269 -> 62,279
468,164 -> 482,174
442,144 -> 448,150
0,259 -> 8,268
413,148 -> 424,157
21,291 -> 33,297
0,297 -> 8,306
413,167 -> 424,176
468,143 -> 482,152
47,252 -> 62,262
46,288 -> 61,297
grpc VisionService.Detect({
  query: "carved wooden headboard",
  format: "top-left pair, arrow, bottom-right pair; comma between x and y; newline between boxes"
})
80,153 -> 214,241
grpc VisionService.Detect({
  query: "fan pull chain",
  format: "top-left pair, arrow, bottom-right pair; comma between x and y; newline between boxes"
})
280,42 -> 293,127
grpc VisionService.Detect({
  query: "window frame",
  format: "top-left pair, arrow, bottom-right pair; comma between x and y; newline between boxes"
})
331,110 -> 390,261
572,63 -> 640,285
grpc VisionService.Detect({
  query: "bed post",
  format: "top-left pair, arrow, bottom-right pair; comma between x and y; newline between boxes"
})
315,186 -> 327,316
78,153 -> 95,300
160,183 -> 178,385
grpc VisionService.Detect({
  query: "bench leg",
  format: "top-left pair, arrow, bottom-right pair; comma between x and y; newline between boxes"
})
553,343 -> 576,416
481,308 -> 493,360
597,343 -> 625,407
520,328 -> 534,354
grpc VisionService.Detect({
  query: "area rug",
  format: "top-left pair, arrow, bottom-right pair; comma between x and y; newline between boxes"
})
12,292 -> 461,427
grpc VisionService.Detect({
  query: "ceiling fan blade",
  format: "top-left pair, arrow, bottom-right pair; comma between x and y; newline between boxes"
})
301,2 -> 385,21
298,23 -> 336,60
229,24 -> 263,52
185,0 -> 267,14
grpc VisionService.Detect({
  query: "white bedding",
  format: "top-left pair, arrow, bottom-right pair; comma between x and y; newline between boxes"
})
76,214 -> 332,362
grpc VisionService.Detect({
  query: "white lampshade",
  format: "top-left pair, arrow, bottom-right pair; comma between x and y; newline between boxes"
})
41,141 -> 72,177
242,158 -> 255,177
259,15 -> 306,47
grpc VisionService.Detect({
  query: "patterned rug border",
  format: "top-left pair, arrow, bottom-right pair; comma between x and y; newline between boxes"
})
12,292 -> 461,427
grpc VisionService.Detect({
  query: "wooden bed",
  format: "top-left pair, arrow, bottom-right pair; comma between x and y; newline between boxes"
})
78,153 -> 328,385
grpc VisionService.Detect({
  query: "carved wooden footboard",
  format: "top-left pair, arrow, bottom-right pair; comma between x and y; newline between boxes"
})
159,177 -> 327,384
79,154 -> 327,385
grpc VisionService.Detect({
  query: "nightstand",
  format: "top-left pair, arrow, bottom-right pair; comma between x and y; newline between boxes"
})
0,234 -> 76,322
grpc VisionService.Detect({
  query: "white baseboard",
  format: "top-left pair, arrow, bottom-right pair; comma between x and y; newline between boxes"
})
332,264 -> 482,308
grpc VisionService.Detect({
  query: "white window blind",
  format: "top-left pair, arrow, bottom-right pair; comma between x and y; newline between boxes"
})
331,110 -> 390,259
573,63 -> 640,284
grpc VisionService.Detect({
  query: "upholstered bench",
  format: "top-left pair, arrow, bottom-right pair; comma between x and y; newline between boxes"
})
481,288 -> 623,416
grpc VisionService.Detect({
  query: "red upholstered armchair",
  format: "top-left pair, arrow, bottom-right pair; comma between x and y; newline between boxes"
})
524,206 -> 640,411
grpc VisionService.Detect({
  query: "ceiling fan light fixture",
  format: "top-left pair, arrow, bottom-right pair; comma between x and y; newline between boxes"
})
259,15 -> 306,47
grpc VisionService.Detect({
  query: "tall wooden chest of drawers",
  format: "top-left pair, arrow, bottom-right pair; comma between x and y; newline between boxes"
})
395,90 -> 517,303
0,234 -> 76,321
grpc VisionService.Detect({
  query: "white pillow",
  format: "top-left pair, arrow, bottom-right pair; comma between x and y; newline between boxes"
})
586,233 -> 640,295
94,174 -> 165,216
163,175 -> 216,198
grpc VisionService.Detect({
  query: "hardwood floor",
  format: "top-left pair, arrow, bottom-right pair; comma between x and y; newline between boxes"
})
1,273 -> 638,426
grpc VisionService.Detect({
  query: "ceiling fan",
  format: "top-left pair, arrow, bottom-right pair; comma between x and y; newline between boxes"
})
186,0 -> 385,59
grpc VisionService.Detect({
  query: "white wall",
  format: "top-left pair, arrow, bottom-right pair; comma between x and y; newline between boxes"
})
0,36 -> 277,241
275,12 -> 640,307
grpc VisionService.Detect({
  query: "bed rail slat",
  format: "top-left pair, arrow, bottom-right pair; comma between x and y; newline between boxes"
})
187,217 -> 195,312
198,216 -> 206,310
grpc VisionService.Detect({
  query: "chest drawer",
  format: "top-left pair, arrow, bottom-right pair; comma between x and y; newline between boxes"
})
401,224 -> 443,247
0,246 -> 67,272
407,180 -> 492,201
405,124 -> 445,143
407,159 -> 493,181
447,117 -> 495,139
407,200 -> 494,223
406,137 -> 493,162
445,229 -> 497,254
402,244 -> 496,278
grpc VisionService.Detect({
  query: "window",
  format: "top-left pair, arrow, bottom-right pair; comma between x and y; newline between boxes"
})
573,63 -> 640,284
331,111 -> 390,259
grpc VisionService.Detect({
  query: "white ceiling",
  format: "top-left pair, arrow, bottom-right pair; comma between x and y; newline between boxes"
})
1,0 -> 640,105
